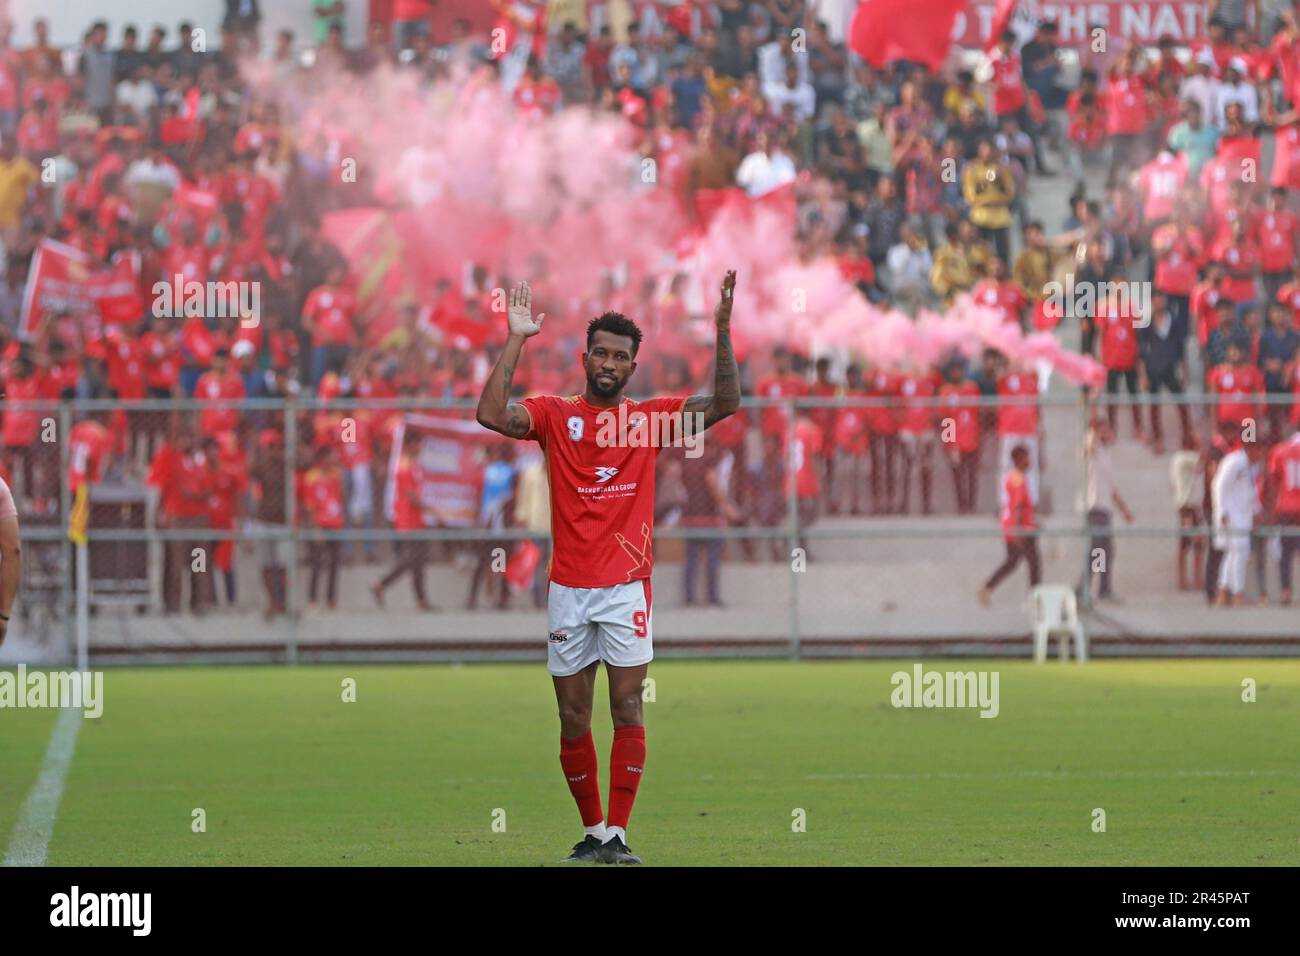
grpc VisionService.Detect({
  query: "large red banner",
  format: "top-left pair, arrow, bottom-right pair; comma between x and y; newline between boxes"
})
386,413 -> 496,529
952,1 -> 1216,49
19,241 -> 143,341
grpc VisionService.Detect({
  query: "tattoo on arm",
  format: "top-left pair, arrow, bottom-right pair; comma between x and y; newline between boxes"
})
685,328 -> 740,430
502,403 -> 531,439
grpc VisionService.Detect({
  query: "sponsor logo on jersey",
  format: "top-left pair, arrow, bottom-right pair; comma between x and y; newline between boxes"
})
548,630 -> 568,643
594,465 -> 620,483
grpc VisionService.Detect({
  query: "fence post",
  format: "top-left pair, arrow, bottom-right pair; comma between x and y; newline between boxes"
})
284,397 -> 299,665
59,401 -> 74,666
1078,389 -> 1093,614
786,396 -> 801,660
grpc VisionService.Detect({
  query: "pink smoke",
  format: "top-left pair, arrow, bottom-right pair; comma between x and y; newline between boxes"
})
247,60 -> 1105,386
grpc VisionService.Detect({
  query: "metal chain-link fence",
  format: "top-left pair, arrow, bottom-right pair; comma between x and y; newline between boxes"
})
3,390 -> 1298,664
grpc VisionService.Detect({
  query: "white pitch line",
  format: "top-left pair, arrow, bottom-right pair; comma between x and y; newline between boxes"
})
4,706 -> 83,867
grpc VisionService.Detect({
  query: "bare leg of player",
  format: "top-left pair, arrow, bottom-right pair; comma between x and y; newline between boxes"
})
600,661 -> 647,864
554,662 -> 605,863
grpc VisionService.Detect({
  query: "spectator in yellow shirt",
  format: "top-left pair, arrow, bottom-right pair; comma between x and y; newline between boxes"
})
943,71 -> 987,124
0,137 -> 39,243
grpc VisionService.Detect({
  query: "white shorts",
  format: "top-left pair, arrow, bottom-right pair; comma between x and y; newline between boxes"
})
547,579 -> 654,677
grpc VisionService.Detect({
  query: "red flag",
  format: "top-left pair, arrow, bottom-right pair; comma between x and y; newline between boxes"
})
985,0 -> 1019,52
848,0 -> 967,71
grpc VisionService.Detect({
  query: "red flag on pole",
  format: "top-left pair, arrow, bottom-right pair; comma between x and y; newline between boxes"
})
985,0 -> 1019,51
848,0 -> 967,72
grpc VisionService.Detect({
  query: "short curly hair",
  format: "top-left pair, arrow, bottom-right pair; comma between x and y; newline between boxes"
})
586,312 -> 643,356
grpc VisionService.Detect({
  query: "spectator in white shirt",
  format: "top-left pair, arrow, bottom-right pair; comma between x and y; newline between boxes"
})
1212,442 -> 1265,605
1215,57 -> 1258,127
764,62 -> 816,122
757,31 -> 808,90
884,222 -> 933,315
1179,48 -> 1220,131
1078,419 -> 1134,603
735,130 -> 797,197
116,63 -> 160,122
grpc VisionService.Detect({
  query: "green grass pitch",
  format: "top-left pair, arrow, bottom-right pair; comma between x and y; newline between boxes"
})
2,659 -> 1297,866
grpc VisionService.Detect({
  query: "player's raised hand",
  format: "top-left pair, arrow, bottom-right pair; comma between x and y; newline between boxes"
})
507,281 -> 546,338
714,270 -> 736,330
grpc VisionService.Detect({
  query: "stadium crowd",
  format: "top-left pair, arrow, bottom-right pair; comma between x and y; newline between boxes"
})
2,1 -> 1300,614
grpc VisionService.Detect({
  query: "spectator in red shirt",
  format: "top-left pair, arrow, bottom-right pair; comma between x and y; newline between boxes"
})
1097,267 -> 1144,438
1,354 -> 52,508
1257,186 -> 1298,306
978,444 -> 1040,605
194,347 -> 247,437
831,363 -> 869,515
1267,423 -> 1300,603
302,263 -> 357,385
1208,341 -> 1265,433
202,434 -> 245,608
371,443 -> 434,611
1211,217 -> 1261,320
148,429 -> 213,614
897,365 -> 938,515
865,365 -> 900,514
301,445 -> 345,611
1151,202 -> 1205,334
939,361 -> 982,514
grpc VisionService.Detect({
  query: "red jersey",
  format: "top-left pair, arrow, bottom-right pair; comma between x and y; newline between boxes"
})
1272,123 -> 1300,190
786,417 -> 823,499
833,389 -> 869,455
754,373 -> 807,437
938,381 -> 981,453
1199,157 -> 1236,220
337,413 -> 374,468
972,279 -> 1027,325
1208,363 -> 1264,426
106,337 -> 147,399
1152,224 -> 1204,295
1279,281 -> 1300,323
519,393 -> 686,588
1104,73 -> 1147,134
1000,469 -> 1036,539
391,457 -> 426,531
996,372 -> 1038,436
1136,152 -> 1188,222
866,370 -> 900,435
67,420 -> 113,492
1257,210 -> 1298,273
989,51 -> 1026,115
1211,236 -> 1260,302
898,372 -> 938,435
141,330 -> 181,390
1098,307 -> 1140,371
195,370 -> 246,436
2,373 -> 46,446
1191,281 -> 1225,347
302,286 -> 357,347
807,380 -> 837,443
303,467 -> 345,529
1269,435 -> 1300,515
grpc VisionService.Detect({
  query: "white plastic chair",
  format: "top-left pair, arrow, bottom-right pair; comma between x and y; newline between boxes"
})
1029,586 -> 1088,663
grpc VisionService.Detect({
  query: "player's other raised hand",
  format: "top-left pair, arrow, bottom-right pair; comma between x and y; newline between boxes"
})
714,270 -> 736,329
507,281 -> 546,338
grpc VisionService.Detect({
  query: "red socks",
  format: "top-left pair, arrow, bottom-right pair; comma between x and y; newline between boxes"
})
559,732 -> 604,827
607,725 -> 646,830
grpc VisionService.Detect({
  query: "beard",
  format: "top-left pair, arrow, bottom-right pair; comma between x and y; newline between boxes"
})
587,370 -> 623,397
